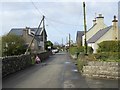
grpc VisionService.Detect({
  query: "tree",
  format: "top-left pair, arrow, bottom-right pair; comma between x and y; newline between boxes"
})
45,40 -> 53,51
2,34 -> 26,56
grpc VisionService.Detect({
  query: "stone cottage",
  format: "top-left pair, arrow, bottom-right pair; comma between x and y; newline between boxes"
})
9,27 -> 47,53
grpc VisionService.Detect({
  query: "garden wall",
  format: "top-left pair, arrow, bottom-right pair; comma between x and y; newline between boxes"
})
2,51 -> 51,78
82,61 -> 120,79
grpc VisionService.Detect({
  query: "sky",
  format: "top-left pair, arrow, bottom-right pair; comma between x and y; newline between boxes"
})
0,0 -> 119,45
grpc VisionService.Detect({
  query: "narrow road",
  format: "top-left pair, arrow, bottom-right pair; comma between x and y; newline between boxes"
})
2,52 -> 118,88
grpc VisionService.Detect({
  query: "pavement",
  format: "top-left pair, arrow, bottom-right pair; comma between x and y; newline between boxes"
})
2,52 -> 119,89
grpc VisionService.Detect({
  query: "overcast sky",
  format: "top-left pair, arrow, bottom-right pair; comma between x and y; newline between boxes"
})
0,0 -> 119,44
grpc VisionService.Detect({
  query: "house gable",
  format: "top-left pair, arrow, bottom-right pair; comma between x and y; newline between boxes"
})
87,26 -> 112,43
76,31 -> 84,46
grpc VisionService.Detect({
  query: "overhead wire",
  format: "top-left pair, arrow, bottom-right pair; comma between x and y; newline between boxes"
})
45,17 -> 84,27
31,0 -> 44,16
31,1 -> 83,28
45,18 -> 68,36
30,1 -> 82,43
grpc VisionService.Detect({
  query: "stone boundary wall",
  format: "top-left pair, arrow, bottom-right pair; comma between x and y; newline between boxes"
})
2,51 -> 51,78
82,61 -> 120,79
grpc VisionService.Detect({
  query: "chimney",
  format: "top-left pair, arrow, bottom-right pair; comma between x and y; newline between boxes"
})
112,15 -> 118,40
93,19 -> 96,25
96,14 -> 104,24
112,15 -> 118,25
25,27 -> 31,35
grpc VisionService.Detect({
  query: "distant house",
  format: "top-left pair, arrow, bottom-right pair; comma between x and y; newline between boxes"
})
9,27 -> 47,52
76,31 -> 84,46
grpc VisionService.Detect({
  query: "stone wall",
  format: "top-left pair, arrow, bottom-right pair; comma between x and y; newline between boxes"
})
82,61 -> 120,79
2,51 -> 51,78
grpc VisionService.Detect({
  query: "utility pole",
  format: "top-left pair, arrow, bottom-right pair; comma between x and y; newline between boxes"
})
69,33 -> 71,48
83,2 -> 87,55
25,16 -> 44,54
62,38 -> 63,47
43,15 -> 45,51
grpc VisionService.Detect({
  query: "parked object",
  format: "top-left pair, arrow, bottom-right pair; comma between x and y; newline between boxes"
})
52,49 -> 59,54
35,56 -> 41,64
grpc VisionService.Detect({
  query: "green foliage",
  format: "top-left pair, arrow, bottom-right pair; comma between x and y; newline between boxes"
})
45,40 -> 53,50
69,46 -> 93,55
87,47 -> 93,54
94,52 -> 120,61
96,41 -> 120,62
69,46 -> 84,55
77,54 -> 88,72
97,41 -> 120,52
2,34 -> 26,56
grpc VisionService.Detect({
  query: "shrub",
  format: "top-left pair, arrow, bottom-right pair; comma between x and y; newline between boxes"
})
94,52 -> 120,61
97,41 -> 120,52
87,47 -> 93,54
77,54 -> 87,72
69,46 -> 84,55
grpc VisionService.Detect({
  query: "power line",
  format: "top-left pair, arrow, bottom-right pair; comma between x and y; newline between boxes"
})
46,17 -> 84,27
31,0 -> 44,16
46,19 -> 68,36
31,1 -> 83,28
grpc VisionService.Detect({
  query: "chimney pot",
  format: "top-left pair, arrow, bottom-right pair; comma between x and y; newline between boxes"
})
112,15 -> 118,22
97,14 -> 104,18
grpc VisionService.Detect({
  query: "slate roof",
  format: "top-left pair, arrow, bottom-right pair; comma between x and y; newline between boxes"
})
9,28 -> 42,36
76,31 -> 84,39
9,28 -> 24,36
87,26 -> 112,43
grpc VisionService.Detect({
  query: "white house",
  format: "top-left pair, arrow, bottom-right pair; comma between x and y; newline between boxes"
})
82,14 -> 107,46
88,16 -> 119,53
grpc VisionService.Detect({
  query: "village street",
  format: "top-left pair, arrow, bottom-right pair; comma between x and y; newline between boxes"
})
2,52 -> 118,88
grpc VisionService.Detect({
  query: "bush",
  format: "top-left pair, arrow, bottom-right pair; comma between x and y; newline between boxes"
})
77,54 -> 88,72
69,46 -> 84,55
87,47 -> 93,54
97,41 -> 120,52
94,52 -> 120,61
69,46 -> 93,55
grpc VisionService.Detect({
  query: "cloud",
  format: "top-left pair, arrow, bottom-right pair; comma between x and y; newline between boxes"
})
0,1 -> 119,44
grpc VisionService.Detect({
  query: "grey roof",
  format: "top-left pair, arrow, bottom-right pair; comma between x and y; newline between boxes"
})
87,26 -> 112,43
30,28 -> 42,36
9,28 -> 42,36
9,28 -> 24,36
76,31 -> 84,39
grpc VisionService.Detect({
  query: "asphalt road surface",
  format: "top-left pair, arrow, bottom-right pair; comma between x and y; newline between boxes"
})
2,52 -> 119,88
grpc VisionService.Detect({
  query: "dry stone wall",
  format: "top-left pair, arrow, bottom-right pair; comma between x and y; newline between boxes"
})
82,61 -> 120,79
2,51 -> 51,78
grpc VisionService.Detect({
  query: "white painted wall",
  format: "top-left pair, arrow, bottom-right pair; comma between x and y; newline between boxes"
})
82,15 -> 107,47
93,27 -> 117,53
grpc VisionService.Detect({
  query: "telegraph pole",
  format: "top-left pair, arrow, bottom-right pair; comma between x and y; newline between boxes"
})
62,38 -> 63,47
25,16 -> 44,54
43,15 -> 45,51
83,2 -> 87,55
69,33 -> 71,48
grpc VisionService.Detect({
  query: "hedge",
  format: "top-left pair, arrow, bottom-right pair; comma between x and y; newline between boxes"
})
97,41 -> 120,52
69,46 -> 93,55
94,52 -> 120,61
